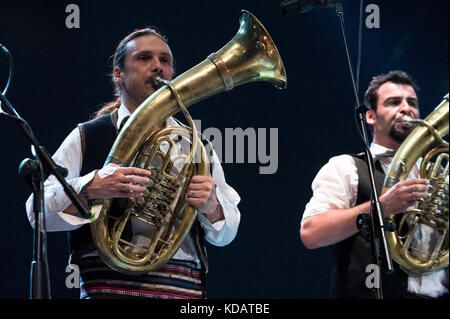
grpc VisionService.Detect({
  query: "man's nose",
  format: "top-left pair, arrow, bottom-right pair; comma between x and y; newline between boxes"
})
399,99 -> 413,114
151,57 -> 163,73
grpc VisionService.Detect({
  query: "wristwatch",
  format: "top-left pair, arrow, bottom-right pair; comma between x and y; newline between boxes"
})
81,183 -> 96,212
356,213 -> 368,230
356,213 -> 371,241
81,184 -> 90,201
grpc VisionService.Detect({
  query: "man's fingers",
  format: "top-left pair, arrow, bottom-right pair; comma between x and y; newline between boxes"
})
113,183 -> 147,199
400,178 -> 429,186
186,196 -> 208,207
411,191 -> 428,200
129,184 -> 147,193
393,179 -> 429,195
119,183 -> 147,194
190,175 -> 213,183
122,175 -> 151,185
188,183 -> 211,191
405,184 -> 429,199
189,176 -> 215,193
98,165 -> 151,181
187,190 -> 207,199
415,185 -> 428,193
119,167 -> 152,177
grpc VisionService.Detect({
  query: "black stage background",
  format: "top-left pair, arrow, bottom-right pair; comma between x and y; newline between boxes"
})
0,0 -> 448,299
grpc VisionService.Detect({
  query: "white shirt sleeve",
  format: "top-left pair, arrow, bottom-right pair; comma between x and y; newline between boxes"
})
196,150 -> 241,247
25,127 -> 96,231
301,155 -> 358,224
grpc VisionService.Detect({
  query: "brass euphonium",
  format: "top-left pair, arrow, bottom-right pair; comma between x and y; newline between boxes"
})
90,10 -> 287,275
382,93 -> 449,275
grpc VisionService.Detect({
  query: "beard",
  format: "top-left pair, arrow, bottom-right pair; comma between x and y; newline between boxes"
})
388,124 -> 412,144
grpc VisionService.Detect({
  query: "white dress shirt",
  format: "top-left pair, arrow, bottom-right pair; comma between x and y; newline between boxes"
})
302,143 -> 448,298
25,104 -> 241,265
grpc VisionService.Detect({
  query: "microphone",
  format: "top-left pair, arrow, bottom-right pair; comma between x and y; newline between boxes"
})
18,158 -> 41,191
280,0 -> 335,16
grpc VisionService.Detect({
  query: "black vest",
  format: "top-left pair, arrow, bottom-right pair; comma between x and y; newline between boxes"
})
67,112 -> 208,278
330,153 -> 408,298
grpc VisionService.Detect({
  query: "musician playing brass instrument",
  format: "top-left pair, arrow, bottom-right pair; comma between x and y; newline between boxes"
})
301,71 -> 448,299
25,28 -> 241,299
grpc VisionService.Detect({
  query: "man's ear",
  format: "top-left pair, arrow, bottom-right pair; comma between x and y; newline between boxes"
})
113,67 -> 123,85
366,109 -> 376,126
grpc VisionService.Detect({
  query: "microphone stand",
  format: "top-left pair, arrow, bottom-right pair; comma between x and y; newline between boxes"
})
19,156 -> 47,299
0,92 -> 91,299
333,2 -> 394,299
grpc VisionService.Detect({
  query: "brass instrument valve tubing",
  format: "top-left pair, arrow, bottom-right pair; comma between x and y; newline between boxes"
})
135,197 -> 146,206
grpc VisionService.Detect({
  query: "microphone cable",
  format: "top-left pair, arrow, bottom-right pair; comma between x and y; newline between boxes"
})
0,43 -> 13,96
0,44 -> 32,131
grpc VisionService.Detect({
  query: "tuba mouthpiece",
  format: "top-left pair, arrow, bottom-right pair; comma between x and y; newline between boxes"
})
401,115 -> 419,128
402,115 -> 413,128
149,75 -> 167,91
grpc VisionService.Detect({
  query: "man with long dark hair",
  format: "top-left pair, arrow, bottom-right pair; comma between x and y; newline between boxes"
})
25,28 -> 241,299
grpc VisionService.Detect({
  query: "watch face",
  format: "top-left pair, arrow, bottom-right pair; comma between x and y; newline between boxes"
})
356,213 -> 364,230
356,214 -> 372,241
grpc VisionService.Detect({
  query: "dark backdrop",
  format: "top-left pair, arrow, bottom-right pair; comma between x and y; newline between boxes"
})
0,0 -> 448,299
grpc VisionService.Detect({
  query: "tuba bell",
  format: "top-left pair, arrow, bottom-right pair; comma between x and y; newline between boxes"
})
382,93 -> 449,275
90,10 -> 287,275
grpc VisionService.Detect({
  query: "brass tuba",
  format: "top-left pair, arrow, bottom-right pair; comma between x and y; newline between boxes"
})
382,94 -> 449,275
90,10 -> 287,275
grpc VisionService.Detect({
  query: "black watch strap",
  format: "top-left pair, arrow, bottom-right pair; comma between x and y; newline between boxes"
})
81,184 -> 90,200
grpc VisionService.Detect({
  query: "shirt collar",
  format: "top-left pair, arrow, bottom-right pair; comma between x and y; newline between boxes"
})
117,103 -> 131,130
370,143 -> 396,158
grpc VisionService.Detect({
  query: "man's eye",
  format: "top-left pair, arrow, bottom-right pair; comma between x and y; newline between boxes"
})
388,99 -> 401,106
160,57 -> 170,64
408,100 -> 418,108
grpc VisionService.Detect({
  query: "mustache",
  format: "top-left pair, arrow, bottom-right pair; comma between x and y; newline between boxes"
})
146,73 -> 166,90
